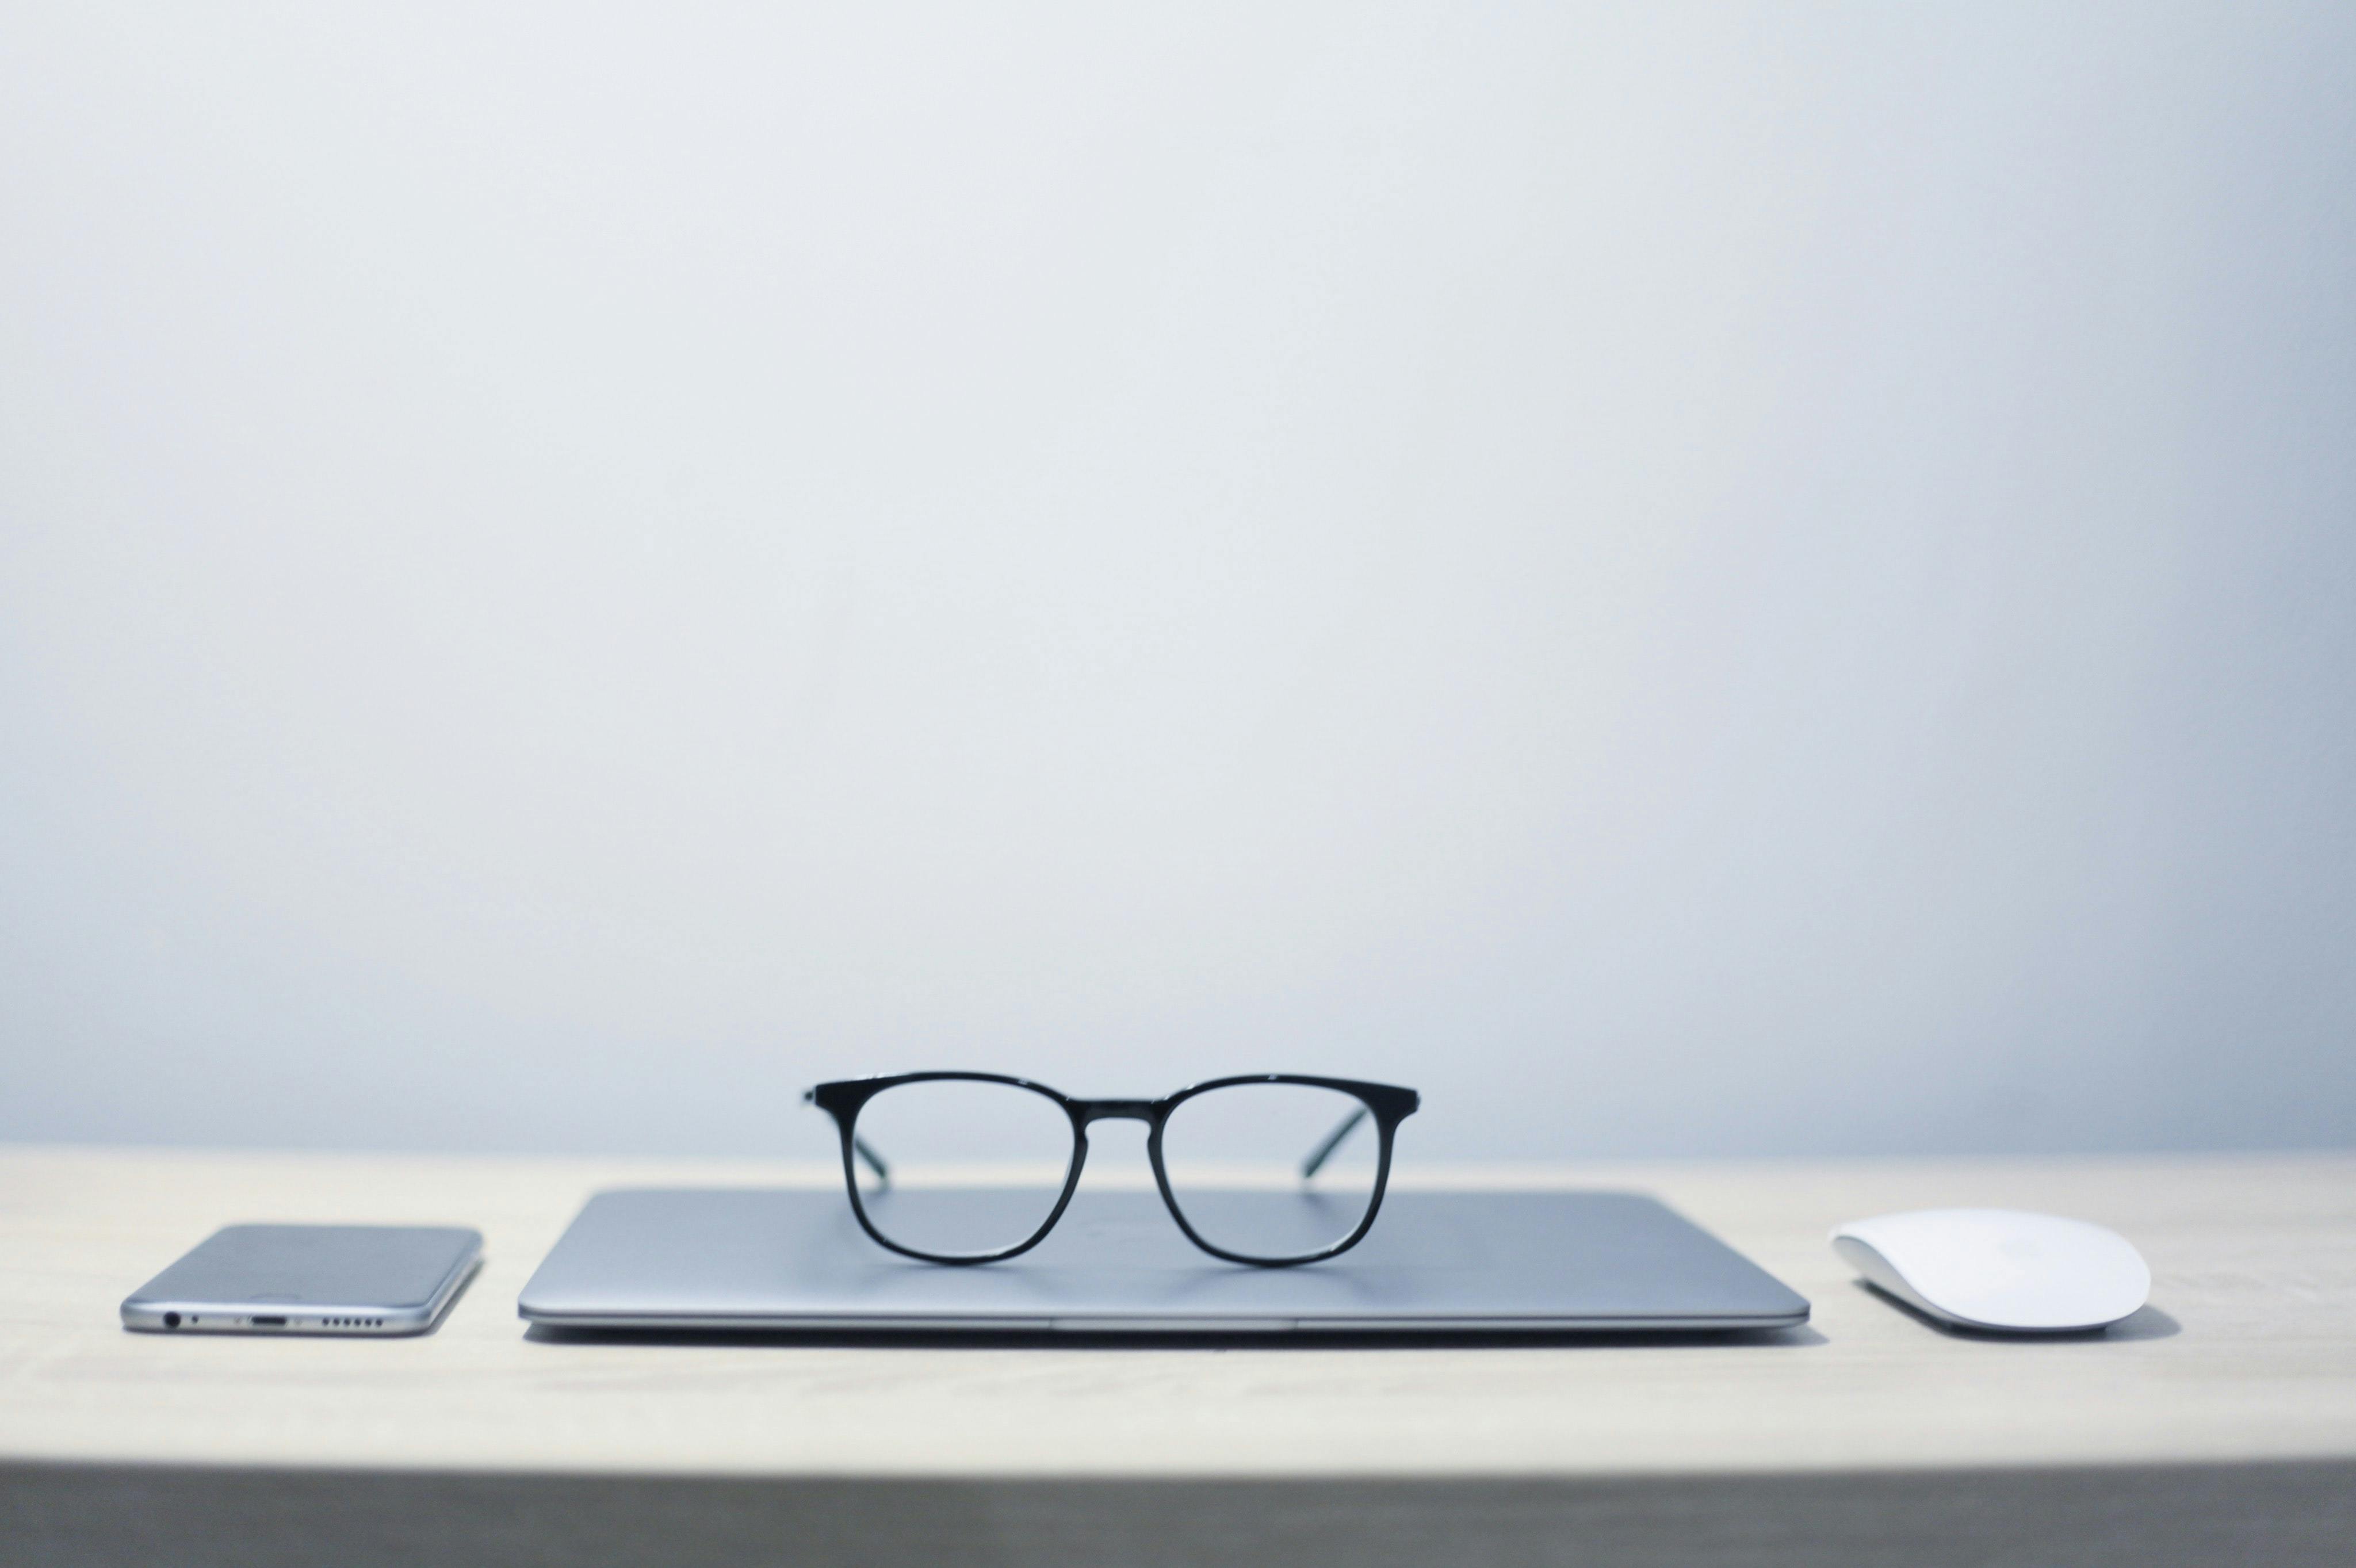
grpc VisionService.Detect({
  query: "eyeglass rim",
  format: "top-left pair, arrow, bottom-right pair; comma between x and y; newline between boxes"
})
803,1071 -> 1421,1267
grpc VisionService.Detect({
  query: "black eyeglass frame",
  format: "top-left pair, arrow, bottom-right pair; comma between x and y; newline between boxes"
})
803,1071 -> 1421,1268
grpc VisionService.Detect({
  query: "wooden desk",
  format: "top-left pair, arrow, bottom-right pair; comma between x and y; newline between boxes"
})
3,1146 -> 2351,1565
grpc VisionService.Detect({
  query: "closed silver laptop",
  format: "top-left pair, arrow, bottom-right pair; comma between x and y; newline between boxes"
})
518,1188 -> 1808,1335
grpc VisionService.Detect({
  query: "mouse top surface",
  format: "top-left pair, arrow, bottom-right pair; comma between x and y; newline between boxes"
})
1830,1208 -> 2150,1332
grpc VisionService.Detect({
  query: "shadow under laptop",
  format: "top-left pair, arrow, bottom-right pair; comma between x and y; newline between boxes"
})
522,1321 -> 1828,1351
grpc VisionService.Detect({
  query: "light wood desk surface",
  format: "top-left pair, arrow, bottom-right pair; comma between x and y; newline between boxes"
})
3,1145 -> 2352,1565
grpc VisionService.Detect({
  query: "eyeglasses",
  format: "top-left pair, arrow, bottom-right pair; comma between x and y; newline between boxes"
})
802,1072 -> 1420,1267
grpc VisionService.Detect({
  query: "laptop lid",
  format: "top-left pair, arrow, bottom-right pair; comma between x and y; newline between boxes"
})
518,1188 -> 1810,1334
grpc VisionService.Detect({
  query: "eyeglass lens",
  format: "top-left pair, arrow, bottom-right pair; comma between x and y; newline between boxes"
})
1160,1081 -> 1380,1259
851,1079 -> 1074,1260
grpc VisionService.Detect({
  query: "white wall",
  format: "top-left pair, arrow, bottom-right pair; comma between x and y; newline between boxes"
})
3,2 -> 2351,1164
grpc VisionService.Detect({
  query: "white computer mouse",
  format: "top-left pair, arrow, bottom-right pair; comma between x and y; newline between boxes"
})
1830,1208 -> 2150,1333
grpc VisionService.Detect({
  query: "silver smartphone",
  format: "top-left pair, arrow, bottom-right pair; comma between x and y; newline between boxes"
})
121,1223 -> 483,1336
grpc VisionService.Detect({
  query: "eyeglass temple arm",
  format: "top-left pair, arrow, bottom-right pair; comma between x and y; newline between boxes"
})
804,1091 -> 892,1184
1300,1106 -> 1370,1180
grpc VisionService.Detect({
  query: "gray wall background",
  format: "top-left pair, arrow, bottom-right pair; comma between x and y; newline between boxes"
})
3,2 -> 2351,1164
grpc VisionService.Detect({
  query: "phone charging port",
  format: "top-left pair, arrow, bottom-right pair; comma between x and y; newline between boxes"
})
251,1315 -> 288,1328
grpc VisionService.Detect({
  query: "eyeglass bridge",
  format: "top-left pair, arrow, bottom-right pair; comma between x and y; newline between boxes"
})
1073,1099 -> 1158,1126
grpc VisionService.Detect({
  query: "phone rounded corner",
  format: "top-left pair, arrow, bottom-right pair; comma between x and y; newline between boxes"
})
119,1300 -> 171,1333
